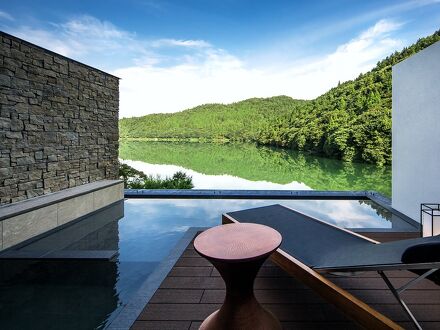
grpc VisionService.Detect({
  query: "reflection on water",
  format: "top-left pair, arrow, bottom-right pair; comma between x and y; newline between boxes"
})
0,197 -> 410,329
119,141 -> 392,196
123,160 -> 312,190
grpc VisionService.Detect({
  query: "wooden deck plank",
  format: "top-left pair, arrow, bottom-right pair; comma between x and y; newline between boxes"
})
168,266 -> 212,277
149,289 -> 204,304
132,320 -> 191,330
200,288 -> 440,305
201,289 -> 327,304
189,320 -> 361,330
174,257 -> 211,267
138,303 -> 220,321
134,236 -> 440,330
181,249 -> 199,257
189,321 -> 440,330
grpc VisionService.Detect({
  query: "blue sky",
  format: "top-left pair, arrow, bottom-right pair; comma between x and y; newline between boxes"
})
1,0 -> 439,117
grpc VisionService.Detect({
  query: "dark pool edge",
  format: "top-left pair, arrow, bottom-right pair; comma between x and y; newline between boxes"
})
123,189 -> 420,231
106,226 -> 207,330
124,189 -> 371,200
367,191 -> 420,231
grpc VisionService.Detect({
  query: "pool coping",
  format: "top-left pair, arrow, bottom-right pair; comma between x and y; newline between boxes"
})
125,189 -> 372,200
106,226 -> 207,330
0,180 -> 123,221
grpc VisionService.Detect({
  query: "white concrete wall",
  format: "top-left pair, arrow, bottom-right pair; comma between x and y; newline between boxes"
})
392,41 -> 440,222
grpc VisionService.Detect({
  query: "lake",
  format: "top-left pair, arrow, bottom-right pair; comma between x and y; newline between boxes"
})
119,141 -> 391,197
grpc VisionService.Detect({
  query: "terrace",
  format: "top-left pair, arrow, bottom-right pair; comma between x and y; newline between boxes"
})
133,234 -> 440,330
0,31 -> 439,330
0,193 -> 436,329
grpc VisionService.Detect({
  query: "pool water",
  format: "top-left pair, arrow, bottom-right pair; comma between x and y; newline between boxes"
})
0,198 -> 416,329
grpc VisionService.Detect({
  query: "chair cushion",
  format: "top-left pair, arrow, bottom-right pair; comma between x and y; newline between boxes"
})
401,242 -> 440,263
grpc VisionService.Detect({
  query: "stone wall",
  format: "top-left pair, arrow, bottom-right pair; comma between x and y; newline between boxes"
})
0,32 -> 119,204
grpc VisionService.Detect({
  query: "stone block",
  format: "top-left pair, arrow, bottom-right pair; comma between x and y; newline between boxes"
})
58,193 -> 94,225
18,181 -> 36,191
54,56 -> 67,66
34,151 -> 43,160
32,59 -> 43,67
10,150 -> 25,158
43,177 -> 56,188
17,171 -> 28,180
29,97 -> 40,105
15,67 -> 27,79
26,188 -> 44,199
2,204 -> 58,249
98,137 -> 108,145
16,156 -> 35,166
29,170 -> 42,180
6,94 -> 26,103
12,102 -> 28,114
3,57 -> 20,70
10,119 -> 24,131
5,131 -> 22,139
3,178 -> 18,185
0,186 -> 11,198
29,115 -> 44,125
0,74 -> 11,87
0,157 -> 11,168
19,43 -> 31,53
25,123 -> 41,131
0,117 -> 11,129
0,167 -> 11,179
93,183 -> 124,210
47,162 -> 59,171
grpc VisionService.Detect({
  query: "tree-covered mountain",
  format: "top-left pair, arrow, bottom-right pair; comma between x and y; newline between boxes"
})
119,30 -> 440,166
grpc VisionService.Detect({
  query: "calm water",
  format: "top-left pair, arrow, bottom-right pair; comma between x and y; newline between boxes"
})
0,198 -> 411,329
119,141 -> 392,196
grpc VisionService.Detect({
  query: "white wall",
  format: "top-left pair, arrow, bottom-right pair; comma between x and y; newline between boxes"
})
392,41 -> 440,222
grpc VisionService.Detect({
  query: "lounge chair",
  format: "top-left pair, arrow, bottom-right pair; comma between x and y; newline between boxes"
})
222,204 -> 440,330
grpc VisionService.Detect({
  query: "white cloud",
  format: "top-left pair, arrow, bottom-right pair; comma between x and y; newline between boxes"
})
115,19 -> 404,117
4,15 -> 405,118
359,19 -> 403,39
273,19 -> 403,99
6,15 -> 214,69
61,15 -> 130,39
0,10 -> 14,21
9,15 -> 134,58
151,38 -> 211,48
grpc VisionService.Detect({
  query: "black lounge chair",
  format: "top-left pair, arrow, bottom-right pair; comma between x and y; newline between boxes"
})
223,204 -> 440,330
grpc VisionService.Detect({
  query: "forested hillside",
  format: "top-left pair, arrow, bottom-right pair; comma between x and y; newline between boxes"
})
120,96 -> 306,142
119,30 -> 440,166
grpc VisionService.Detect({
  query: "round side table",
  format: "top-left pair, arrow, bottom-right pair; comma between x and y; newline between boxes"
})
194,223 -> 282,330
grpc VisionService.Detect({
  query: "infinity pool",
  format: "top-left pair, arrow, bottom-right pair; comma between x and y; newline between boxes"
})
0,198 -> 416,329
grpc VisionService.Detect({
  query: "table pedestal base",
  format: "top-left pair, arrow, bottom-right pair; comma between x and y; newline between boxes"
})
200,302 -> 281,330
199,257 -> 282,330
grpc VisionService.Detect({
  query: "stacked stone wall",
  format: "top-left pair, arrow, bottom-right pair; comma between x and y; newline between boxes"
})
0,32 -> 119,204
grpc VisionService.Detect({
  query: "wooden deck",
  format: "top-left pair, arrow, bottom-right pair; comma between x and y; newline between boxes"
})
133,237 -> 440,330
